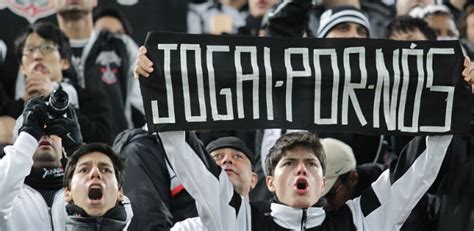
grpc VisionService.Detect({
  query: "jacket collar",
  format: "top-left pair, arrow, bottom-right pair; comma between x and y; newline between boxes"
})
65,203 -> 127,230
270,198 -> 327,230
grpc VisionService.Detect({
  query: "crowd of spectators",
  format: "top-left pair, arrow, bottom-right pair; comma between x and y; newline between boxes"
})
0,0 -> 472,230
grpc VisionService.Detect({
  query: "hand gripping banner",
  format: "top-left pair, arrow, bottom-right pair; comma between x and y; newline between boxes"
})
139,32 -> 471,135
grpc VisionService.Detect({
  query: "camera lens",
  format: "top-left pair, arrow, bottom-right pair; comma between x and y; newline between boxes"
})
48,88 -> 69,115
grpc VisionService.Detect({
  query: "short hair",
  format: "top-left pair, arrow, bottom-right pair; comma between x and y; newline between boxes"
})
63,143 -> 126,189
265,132 -> 326,176
385,15 -> 437,41
93,7 -> 133,35
14,22 -> 72,62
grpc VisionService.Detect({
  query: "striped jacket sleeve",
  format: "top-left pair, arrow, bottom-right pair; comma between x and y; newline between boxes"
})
346,135 -> 453,230
158,131 -> 251,231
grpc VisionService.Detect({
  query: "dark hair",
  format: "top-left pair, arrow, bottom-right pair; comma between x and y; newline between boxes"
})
63,143 -> 126,189
265,132 -> 326,176
14,22 -> 72,63
93,7 -> 133,35
385,15 -> 437,41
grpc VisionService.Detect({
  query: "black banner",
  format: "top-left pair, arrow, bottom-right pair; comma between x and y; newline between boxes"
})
140,32 -> 471,135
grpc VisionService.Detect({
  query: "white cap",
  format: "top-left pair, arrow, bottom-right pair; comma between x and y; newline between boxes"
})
321,138 -> 356,196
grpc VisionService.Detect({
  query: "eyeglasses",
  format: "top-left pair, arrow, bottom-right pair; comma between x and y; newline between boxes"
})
23,44 -> 58,57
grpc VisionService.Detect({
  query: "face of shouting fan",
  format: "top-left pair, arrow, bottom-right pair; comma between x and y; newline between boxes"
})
65,151 -> 123,217
266,146 -> 326,209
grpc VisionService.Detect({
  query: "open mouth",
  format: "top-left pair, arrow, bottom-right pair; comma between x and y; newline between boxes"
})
297,181 -> 307,190
294,178 -> 309,195
33,63 -> 48,74
88,185 -> 103,201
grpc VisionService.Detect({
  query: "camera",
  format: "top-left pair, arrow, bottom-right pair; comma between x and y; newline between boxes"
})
45,86 -> 70,120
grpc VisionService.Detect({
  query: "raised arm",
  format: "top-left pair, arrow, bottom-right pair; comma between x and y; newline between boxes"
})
265,0 -> 313,38
158,131 -> 251,230
0,97 -> 47,219
347,135 -> 453,230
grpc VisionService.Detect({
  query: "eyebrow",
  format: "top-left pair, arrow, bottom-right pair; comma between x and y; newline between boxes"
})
24,42 -> 56,46
281,157 -> 318,162
77,161 -> 113,168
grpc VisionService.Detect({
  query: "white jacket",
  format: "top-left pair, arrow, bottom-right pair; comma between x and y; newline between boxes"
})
0,132 -> 66,231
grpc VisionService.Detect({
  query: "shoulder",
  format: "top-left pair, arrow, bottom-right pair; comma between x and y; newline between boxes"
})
324,205 -> 357,230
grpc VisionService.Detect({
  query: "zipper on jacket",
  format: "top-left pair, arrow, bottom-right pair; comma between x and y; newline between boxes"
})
49,207 -> 54,230
301,208 -> 307,231
96,217 -> 102,231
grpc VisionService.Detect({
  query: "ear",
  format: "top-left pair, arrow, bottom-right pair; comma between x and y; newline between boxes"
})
117,187 -> 125,202
265,175 -> 275,193
61,58 -> 70,71
64,187 -> 72,203
250,172 -> 258,189
349,170 -> 359,188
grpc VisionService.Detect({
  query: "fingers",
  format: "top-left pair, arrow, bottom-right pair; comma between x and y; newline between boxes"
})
464,56 -> 471,67
462,56 -> 474,85
139,45 -> 147,55
134,46 -> 153,78
24,78 -> 54,96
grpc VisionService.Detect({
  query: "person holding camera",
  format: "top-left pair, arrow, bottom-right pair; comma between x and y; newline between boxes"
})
5,22 -> 113,145
0,95 -> 82,230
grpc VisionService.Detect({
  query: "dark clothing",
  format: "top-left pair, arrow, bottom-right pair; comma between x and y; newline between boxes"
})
401,135 -> 474,231
238,15 -> 263,36
82,31 -> 131,137
113,128 -> 197,230
265,0 -> 313,38
353,163 -> 384,198
65,203 -> 127,231
75,86 -> 112,144
0,80 -> 23,119
72,30 -> 143,138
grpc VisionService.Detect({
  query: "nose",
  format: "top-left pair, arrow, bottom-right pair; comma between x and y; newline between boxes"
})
89,167 -> 102,180
32,48 -> 44,60
295,162 -> 307,176
221,154 -> 233,165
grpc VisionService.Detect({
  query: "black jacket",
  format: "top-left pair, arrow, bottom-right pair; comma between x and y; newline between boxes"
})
78,31 -> 143,137
65,204 -> 127,231
113,128 -> 197,231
